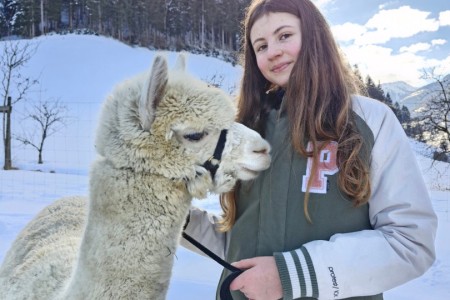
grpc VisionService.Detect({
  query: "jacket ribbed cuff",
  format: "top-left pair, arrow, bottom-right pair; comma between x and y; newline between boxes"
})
274,246 -> 318,299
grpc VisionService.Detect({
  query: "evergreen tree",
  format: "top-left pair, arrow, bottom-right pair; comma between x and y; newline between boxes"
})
166,0 -> 192,49
364,75 -> 414,128
375,83 -> 385,102
1,0 -> 24,36
19,0 -> 40,36
385,92 -> 393,105
46,0 -> 63,32
400,105 -> 411,124
391,101 -> 401,119
0,1 -> 6,36
352,64 -> 365,92
365,76 -> 381,100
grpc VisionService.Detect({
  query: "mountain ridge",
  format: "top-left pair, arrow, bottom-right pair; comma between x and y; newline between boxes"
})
381,76 -> 449,115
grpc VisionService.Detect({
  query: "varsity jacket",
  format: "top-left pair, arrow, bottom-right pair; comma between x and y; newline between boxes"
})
181,95 -> 437,300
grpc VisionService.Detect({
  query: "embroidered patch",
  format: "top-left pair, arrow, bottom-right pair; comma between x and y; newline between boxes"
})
302,141 -> 339,194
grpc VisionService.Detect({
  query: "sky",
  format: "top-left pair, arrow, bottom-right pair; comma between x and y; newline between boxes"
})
312,0 -> 450,87
0,34 -> 449,300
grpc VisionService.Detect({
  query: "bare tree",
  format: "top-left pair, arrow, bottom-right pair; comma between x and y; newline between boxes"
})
16,99 -> 67,164
418,69 -> 450,162
1,39 -> 39,169
202,72 -> 237,96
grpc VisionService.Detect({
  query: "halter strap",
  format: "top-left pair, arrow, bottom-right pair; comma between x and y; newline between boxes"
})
202,129 -> 228,179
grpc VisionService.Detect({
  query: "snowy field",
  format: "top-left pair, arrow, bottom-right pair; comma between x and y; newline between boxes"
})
1,34 -> 449,299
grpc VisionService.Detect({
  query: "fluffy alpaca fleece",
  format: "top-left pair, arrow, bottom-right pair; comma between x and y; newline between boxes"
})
0,54 -> 271,300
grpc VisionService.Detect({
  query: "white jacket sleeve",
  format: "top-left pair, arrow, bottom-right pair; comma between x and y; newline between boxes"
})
180,206 -> 229,259
275,96 -> 437,299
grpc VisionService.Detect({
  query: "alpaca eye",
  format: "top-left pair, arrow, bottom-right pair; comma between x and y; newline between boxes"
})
183,131 -> 207,142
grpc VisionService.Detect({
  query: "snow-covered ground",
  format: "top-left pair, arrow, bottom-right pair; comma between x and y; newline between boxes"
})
1,34 -> 449,299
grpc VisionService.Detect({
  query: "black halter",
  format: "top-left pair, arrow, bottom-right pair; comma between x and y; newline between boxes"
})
202,129 -> 228,179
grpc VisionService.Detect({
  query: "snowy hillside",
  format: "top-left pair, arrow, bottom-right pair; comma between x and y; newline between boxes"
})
2,33 -> 242,172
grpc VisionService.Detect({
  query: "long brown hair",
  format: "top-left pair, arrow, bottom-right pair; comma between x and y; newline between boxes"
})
219,0 -> 371,231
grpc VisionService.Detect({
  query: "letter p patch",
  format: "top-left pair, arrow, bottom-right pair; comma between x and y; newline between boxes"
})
302,141 -> 338,194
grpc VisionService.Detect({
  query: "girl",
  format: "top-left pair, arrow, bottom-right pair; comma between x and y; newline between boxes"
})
182,0 -> 437,299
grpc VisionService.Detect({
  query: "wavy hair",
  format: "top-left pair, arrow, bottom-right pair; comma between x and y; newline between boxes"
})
219,0 -> 371,231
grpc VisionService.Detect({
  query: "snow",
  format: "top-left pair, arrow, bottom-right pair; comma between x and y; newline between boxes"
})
381,81 -> 417,103
1,34 -> 449,299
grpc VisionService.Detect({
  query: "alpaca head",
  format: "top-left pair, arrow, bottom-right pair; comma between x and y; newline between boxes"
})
95,53 -> 270,197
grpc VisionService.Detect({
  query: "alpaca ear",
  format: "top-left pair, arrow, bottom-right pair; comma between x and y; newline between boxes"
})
140,55 -> 168,131
174,53 -> 186,72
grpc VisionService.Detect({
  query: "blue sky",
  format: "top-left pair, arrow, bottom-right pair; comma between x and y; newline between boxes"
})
312,0 -> 450,86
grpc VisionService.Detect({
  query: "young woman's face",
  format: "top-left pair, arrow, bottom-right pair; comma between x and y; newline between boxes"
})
250,12 -> 302,88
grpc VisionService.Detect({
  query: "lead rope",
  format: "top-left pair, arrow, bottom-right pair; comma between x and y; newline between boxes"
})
181,231 -> 243,300
186,128 -> 243,299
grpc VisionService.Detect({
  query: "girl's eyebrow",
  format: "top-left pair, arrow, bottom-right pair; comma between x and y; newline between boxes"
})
252,25 -> 294,46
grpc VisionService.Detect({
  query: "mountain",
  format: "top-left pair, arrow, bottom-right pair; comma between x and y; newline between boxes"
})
381,81 -> 417,103
382,75 -> 450,116
398,74 -> 450,116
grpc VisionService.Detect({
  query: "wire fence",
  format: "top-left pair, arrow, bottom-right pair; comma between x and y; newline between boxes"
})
1,98 -> 449,223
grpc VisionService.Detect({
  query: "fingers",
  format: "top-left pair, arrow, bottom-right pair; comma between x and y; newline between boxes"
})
229,272 -> 244,291
231,257 -> 257,269
229,258 -> 256,291
228,256 -> 283,300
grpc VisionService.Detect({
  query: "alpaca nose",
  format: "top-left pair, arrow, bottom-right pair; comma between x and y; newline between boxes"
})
253,141 -> 271,155
253,147 -> 269,154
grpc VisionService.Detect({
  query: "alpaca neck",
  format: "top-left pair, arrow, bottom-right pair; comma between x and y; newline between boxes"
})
61,162 -> 192,299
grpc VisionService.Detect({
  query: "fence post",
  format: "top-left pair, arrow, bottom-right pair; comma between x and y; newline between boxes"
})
0,96 -> 12,113
1,96 -> 13,169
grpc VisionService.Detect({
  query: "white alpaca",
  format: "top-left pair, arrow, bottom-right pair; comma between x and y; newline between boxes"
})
0,54 -> 271,300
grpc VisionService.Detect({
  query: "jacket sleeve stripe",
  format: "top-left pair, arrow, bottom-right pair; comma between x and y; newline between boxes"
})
300,246 -> 319,297
274,252 -> 294,299
285,250 -> 303,298
293,249 -> 310,296
274,246 -> 319,299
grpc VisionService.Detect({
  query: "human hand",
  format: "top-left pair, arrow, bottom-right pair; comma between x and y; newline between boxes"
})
229,256 -> 283,300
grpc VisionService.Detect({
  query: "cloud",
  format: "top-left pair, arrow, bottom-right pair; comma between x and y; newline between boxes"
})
435,55 -> 450,76
399,43 -> 431,54
398,40 -> 447,54
331,22 -> 366,42
431,39 -> 447,46
327,3 -> 449,85
440,10 -> 450,26
331,6 -> 441,46
356,6 -> 440,45
341,44 -> 444,86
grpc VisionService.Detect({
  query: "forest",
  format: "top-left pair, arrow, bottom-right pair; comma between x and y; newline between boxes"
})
1,0 -> 250,62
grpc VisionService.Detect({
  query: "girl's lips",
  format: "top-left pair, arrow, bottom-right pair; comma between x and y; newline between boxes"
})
271,62 -> 290,73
